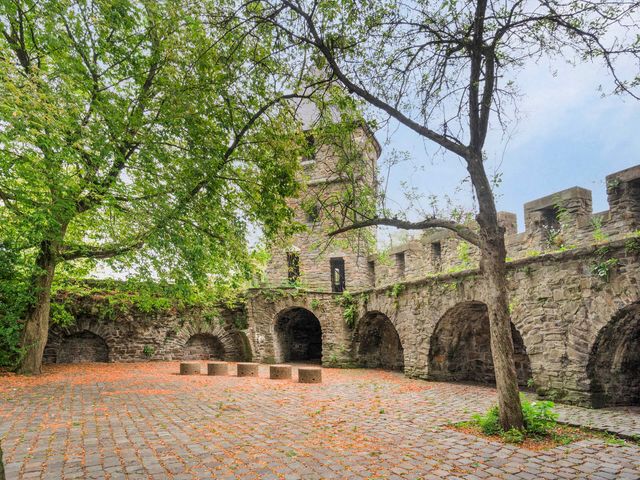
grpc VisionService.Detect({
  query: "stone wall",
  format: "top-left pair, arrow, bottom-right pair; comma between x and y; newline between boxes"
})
370,165 -> 640,288
245,289 -> 351,366
247,238 -> 640,407
44,300 -> 252,364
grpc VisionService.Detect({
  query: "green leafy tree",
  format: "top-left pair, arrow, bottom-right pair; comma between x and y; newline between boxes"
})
254,0 -> 640,430
0,0 -> 314,374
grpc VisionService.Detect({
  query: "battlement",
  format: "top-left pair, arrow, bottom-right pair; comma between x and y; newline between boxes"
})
369,165 -> 640,288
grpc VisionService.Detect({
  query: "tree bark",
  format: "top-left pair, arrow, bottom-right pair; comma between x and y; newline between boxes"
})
17,240 -> 57,375
0,441 -> 5,480
469,154 -> 524,430
481,227 -> 525,430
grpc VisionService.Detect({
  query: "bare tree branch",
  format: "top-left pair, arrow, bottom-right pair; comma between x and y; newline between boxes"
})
329,216 -> 481,246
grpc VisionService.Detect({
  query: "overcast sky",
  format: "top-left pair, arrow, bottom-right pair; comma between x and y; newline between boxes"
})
375,55 -> 640,238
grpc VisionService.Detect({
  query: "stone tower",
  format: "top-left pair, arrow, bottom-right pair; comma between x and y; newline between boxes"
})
264,102 -> 380,292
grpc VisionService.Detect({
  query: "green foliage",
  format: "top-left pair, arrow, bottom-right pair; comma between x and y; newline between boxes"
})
591,217 -> 609,243
521,398 -> 558,436
456,242 -> 473,268
390,283 -> 405,298
472,405 -> 502,435
50,303 -> 75,327
143,345 -> 155,358
339,291 -> 357,328
471,395 -> 558,441
0,0 -> 314,370
590,247 -> 619,282
51,278 -> 243,324
625,231 -> 640,255
0,244 -> 30,367
310,299 -> 321,310
502,428 -> 525,444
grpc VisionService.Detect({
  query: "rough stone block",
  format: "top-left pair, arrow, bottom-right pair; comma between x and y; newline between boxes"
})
237,362 -> 259,377
207,361 -> 228,376
269,365 -> 292,380
298,367 -> 322,383
179,362 -> 201,375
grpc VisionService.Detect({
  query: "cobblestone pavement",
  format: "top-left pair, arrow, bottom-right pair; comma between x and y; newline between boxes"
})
1,362 -> 639,480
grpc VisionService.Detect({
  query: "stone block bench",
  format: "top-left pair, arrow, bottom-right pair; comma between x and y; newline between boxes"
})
179,362 -> 201,375
207,361 -> 228,376
237,362 -> 259,377
298,367 -> 322,384
269,365 -> 292,380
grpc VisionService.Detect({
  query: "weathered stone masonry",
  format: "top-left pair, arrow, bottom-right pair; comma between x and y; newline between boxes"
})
44,299 -> 252,365
245,164 -> 640,408
245,238 -> 640,407
44,152 -> 640,410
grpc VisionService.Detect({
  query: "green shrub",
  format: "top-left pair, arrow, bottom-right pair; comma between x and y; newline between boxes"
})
143,345 -> 155,358
522,397 -> 558,435
471,405 -> 501,435
471,395 -> 558,439
502,428 -> 525,444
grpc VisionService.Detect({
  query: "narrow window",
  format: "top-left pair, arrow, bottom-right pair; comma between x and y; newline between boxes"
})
540,208 -> 560,231
367,260 -> 376,284
287,252 -> 300,283
395,252 -> 406,278
431,242 -> 442,270
330,257 -> 346,293
302,134 -> 316,162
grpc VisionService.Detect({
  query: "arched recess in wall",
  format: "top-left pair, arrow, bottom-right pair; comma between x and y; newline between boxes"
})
182,333 -> 226,360
588,302 -> 640,408
56,330 -> 110,363
428,301 -> 532,387
353,311 -> 404,371
274,307 -> 322,363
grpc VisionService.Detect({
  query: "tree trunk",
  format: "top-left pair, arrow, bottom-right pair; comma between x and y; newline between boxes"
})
481,228 -> 524,430
468,154 -> 524,431
0,441 -> 5,480
17,240 -> 57,375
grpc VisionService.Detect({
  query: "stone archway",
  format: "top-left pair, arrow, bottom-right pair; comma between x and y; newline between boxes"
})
56,330 -> 109,363
353,311 -> 404,371
182,333 -> 226,360
275,307 -> 322,363
428,301 -> 532,386
588,302 -> 640,407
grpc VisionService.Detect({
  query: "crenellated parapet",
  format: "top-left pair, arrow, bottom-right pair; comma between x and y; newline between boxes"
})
368,165 -> 640,287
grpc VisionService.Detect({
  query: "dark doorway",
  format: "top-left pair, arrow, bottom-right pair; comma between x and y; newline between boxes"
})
183,333 -> 225,360
57,330 -> 109,363
588,303 -> 640,407
354,312 -> 404,371
275,308 -> 322,363
428,301 -> 532,386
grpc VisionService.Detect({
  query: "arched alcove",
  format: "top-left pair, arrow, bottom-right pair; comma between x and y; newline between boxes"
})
353,311 -> 404,371
182,333 -> 225,360
428,301 -> 531,386
588,302 -> 640,407
57,330 -> 109,363
275,307 -> 322,363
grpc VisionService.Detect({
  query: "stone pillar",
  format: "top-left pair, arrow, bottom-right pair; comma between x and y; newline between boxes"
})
497,211 -> 518,236
606,165 -> 640,230
523,187 -> 592,249
179,362 -> 201,375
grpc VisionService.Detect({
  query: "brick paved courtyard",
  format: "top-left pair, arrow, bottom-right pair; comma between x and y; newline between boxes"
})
1,362 -> 639,480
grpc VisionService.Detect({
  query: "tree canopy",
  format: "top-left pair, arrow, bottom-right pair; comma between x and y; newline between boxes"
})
0,0 -> 320,371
